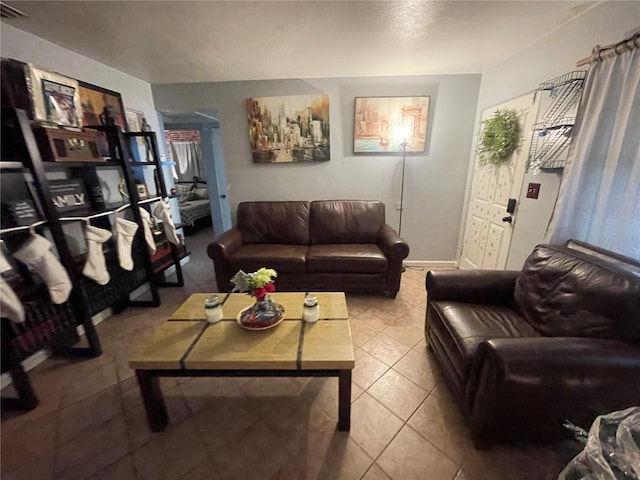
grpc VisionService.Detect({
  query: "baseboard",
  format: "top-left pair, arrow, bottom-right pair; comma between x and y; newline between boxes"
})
404,260 -> 459,269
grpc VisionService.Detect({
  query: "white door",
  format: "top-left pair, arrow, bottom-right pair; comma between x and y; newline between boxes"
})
460,92 -> 540,270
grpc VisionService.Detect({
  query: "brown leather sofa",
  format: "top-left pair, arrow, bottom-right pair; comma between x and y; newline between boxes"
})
208,200 -> 409,297
425,240 -> 640,448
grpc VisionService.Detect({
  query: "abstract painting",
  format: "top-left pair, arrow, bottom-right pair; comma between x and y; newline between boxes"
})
354,96 -> 430,153
247,94 -> 330,163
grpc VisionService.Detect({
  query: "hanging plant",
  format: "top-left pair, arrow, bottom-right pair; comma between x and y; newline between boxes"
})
477,108 -> 521,166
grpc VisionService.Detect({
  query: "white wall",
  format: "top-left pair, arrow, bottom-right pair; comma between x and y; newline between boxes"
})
1,24 -> 163,151
464,1 -> 640,270
153,74 -> 481,261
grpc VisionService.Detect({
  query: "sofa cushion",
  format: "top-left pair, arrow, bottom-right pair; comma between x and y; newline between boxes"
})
514,244 -> 640,341
429,301 -> 540,382
229,244 -> 308,274
309,200 -> 384,244
237,201 -> 310,244
306,244 -> 387,273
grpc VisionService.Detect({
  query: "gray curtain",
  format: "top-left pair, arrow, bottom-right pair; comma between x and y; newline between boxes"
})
171,141 -> 204,182
547,40 -> 640,260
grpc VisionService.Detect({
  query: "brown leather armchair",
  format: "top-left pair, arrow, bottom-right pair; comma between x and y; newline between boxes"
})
425,241 -> 640,448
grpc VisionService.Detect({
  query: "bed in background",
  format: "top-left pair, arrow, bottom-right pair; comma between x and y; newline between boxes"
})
174,181 -> 212,235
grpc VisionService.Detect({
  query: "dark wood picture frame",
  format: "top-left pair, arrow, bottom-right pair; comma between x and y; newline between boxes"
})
77,81 -> 127,131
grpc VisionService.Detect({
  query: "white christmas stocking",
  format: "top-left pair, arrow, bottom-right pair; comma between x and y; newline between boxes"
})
115,217 -> 138,271
82,226 -> 112,285
153,200 -> 180,245
0,251 -> 25,323
14,234 -> 72,304
139,208 -> 157,254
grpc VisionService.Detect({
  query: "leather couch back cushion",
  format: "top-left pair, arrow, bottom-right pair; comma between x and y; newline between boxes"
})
309,200 -> 384,244
514,244 -> 640,341
237,201 -> 310,244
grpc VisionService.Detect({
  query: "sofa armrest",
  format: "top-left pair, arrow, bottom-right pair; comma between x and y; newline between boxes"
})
426,270 -> 520,306
207,227 -> 243,291
377,224 -> 410,263
466,337 -> 640,447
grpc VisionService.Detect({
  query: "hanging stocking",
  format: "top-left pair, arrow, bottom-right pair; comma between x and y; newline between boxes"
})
82,225 -> 112,285
153,200 -> 180,245
0,250 -> 24,323
13,234 -> 72,304
114,217 -> 138,271
139,208 -> 157,254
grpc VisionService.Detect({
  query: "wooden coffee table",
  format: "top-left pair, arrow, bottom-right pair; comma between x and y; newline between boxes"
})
128,292 -> 355,432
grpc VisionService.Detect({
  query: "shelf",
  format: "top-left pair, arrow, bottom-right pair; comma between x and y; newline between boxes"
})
42,161 -> 121,169
0,161 -> 27,170
128,161 -> 176,167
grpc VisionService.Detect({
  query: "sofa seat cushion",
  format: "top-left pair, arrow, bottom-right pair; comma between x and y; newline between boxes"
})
306,244 -> 387,273
229,244 -> 308,274
429,301 -> 540,383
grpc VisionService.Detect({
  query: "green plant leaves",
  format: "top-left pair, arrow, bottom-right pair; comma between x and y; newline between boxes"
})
477,108 -> 521,166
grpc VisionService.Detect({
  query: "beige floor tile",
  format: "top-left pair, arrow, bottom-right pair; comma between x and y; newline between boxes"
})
271,433 -> 373,480
58,357 -> 119,408
210,419 -> 291,480
455,469 -> 476,480
361,332 -> 411,366
381,320 -> 424,348
0,444 -> 54,480
132,418 -> 209,480
193,397 -> 261,452
179,457 -> 222,480
350,316 -> 379,347
393,347 -> 440,392
461,444 -> 564,480
124,385 -> 191,450
57,385 -> 122,445
179,376 -> 245,414
361,463 -> 392,480
86,454 -> 136,480
368,369 -> 428,421
352,348 -> 389,390
55,415 -> 129,480
1,410 -> 58,474
408,393 -> 472,464
377,425 -> 459,480
301,376 -> 364,423
350,392 -> 404,458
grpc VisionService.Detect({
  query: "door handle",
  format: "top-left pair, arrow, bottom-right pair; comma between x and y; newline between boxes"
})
220,194 -> 227,199
502,216 -> 513,223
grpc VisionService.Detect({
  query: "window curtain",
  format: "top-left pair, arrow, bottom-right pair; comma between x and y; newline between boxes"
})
547,38 -> 640,260
171,141 -> 204,182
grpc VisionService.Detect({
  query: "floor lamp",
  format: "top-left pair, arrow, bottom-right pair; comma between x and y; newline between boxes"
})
398,140 -> 408,237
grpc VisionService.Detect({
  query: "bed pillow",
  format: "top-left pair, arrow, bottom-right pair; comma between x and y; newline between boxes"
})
192,187 -> 209,199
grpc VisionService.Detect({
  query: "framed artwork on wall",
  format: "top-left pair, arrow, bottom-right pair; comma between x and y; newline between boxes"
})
353,96 -> 430,153
78,81 -> 126,130
247,93 -> 330,163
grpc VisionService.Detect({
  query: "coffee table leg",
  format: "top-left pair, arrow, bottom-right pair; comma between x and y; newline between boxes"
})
136,370 -> 168,432
338,369 -> 352,431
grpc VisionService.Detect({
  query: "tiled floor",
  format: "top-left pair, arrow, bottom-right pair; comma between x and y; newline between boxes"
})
1,229 -> 568,480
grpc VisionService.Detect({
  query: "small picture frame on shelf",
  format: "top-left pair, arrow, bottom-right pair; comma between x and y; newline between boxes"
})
78,81 -> 126,131
126,108 -> 146,145
49,179 -> 91,214
136,183 -> 150,200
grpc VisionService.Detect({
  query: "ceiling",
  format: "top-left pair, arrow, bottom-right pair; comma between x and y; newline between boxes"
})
2,1 -> 597,84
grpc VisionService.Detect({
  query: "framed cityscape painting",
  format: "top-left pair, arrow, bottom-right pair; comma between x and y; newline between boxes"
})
247,94 -> 330,163
354,96 -> 430,153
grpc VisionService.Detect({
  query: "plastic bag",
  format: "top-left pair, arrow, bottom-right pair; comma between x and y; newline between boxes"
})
558,406 -> 640,480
